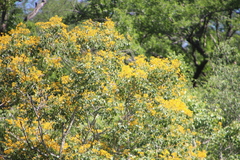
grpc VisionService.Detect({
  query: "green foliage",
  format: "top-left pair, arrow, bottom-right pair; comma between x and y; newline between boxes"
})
201,63 -> 240,124
5,5 -> 24,31
31,0 -> 77,22
199,37 -> 240,126
0,0 -> 24,33
191,60 -> 240,159
1,0 -> 240,156
64,0 -> 116,24
66,0 -> 240,85
64,0 -> 145,54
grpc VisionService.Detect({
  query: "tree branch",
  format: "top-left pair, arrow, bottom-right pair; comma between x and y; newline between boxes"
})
25,92 -> 53,158
59,105 -> 79,158
24,0 -> 48,21
225,10 -> 235,40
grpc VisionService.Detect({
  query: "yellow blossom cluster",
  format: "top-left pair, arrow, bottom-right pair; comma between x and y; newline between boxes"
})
0,34 -> 11,50
36,16 -> 67,30
4,118 -> 61,157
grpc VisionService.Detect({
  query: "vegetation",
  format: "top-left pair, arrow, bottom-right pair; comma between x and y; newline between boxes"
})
30,0 -> 77,23
66,0 -> 240,85
0,0 -> 23,33
0,0 -> 239,159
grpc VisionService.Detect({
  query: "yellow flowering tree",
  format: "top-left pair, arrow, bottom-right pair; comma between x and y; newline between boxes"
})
0,16 -> 208,159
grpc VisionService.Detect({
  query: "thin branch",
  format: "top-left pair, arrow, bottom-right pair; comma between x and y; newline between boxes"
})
191,48 -> 198,67
26,93 -> 52,158
210,33 -> 218,49
59,105 -> 79,158
6,130 -> 59,158
20,121 -> 34,151
24,0 -> 48,21
215,19 -> 220,45
225,10 -> 234,40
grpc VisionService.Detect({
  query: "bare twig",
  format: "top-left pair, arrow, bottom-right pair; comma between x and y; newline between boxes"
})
59,105 -> 79,158
24,0 -> 48,21
26,93 -> 52,158
20,121 -> 34,152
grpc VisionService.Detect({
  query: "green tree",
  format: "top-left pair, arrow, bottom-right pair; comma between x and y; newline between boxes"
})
67,0 -> 240,86
189,40 -> 240,159
64,0 -> 117,25
30,0 -> 77,22
0,16 -> 208,159
121,0 -> 240,86
0,0 -> 23,34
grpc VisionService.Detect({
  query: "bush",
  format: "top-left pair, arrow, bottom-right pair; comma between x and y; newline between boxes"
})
0,16 -> 207,159
194,62 -> 240,159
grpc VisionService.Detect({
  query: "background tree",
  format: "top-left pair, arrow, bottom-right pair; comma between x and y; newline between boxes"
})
24,0 -> 48,21
64,0 -> 117,25
31,0 -> 77,23
118,0 -> 240,86
0,0 -> 23,34
67,0 -> 240,86
199,47 -> 240,125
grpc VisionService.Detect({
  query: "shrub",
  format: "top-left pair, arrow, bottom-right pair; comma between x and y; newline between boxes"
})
0,16 -> 206,159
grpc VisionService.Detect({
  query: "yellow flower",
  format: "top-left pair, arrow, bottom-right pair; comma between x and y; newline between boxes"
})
12,82 -> 17,87
115,103 -> 124,111
138,151 -> 144,156
161,149 -> 170,155
123,149 -> 130,155
171,59 -> 180,69
177,125 -> 185,134
99,149 -> 113,159
119,65 -> 133,78
197,150 -> 207,158
134,55 -> 147,67
92,149 -> 113,159
189,151 -> 197,157
103,18 -> 115,29
42,122 -> 52,130
162,99 -> 193,117
78,144 -> 91,153
106,41 -> 115,48
61,75 -> 71,84
29,67 -> 44,82
36,16 -> 67,29
171,152 -> 178,157
9,22 -> 30,35
143,94 -> 148,98
0,34 -> 11,51
196,140 -> 201,146
134,69 -> 148,79
129,118 -> 138,126
23,36 -> 40,46
4,149 -> 13,154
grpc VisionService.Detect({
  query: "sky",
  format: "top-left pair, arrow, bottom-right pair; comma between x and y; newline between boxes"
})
15,0 -> 39,13
15,0 -> 85,13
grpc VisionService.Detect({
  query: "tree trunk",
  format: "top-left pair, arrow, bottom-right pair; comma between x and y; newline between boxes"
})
0,9 -> 8,34
187,37 -> 209,87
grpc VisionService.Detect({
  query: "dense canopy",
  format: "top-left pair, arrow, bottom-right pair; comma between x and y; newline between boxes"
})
0,0 -> 239,159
